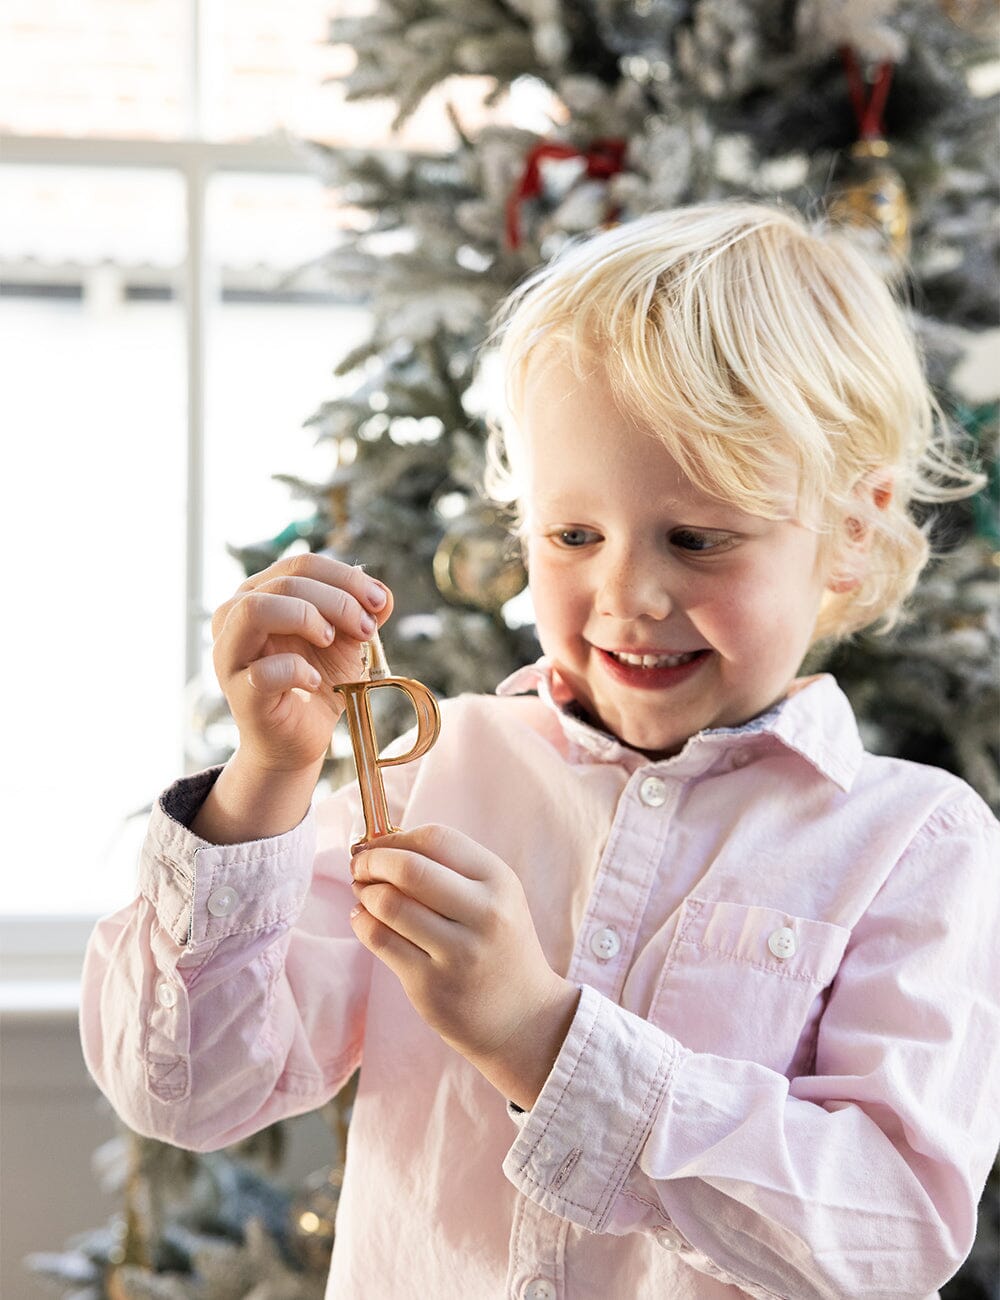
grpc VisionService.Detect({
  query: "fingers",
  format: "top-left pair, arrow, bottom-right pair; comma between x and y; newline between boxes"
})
360,824 -> 499,883
349,883 -> 453,961
352,844 -> 479,924
351,827 -> 511,951
213,557 -> 393,680
350,899 -> 430,969
247,575 -> 380,641
246,651 -> 323,695
212,554 -> 391,642
247,587 -> 338,643
230,577 -> 375,646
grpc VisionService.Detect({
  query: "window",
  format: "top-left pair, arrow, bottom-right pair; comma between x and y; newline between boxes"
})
0,1 -> 381,927
1,165 -> 187,917
0,1 -> 550,941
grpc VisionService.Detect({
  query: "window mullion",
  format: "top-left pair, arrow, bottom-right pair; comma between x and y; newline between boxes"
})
183,156 -> 211,725
187,0 -> 206,139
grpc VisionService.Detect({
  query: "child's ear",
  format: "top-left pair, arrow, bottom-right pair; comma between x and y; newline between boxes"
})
825,471 -> 893,594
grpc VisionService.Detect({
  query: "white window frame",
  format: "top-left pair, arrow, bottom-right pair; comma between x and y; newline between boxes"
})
0,2 -> 349,992
0,129 -> 311,689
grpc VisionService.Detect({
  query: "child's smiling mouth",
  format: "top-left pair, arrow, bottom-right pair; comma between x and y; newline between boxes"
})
606,648 -> 704,668
595,646 -> 712,689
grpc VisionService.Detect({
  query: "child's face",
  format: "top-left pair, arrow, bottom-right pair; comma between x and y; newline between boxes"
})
521,352 -> 834,758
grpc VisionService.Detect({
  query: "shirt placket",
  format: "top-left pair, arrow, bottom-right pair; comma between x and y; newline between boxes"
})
505,767 -> 679,1298
507,1193 -> 570,1300
566,767 -> 678,1001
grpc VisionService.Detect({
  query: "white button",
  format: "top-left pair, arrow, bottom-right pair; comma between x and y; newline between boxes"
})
590,926 -> 621,961
207,885 -> 239,917
731,750 -> 752,769
639,776 -> 667,807
523,1280 -> 556,1300
156,982 -> 178,1008
655,1224 -> 683,1251
768,926 -> 797,959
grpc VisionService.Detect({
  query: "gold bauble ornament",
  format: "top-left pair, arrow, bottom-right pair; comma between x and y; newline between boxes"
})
829,138 -> 911,262
432,507 -> 527,613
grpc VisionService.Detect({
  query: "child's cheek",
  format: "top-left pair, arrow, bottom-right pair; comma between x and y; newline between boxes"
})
687,586 -> 747,645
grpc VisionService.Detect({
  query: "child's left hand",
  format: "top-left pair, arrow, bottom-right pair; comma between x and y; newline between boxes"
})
350,824 -> 580,1110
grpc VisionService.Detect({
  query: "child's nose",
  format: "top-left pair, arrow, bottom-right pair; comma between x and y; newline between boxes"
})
596,551 -> 672,622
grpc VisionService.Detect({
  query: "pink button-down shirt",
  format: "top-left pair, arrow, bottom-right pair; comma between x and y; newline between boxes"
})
80,665 -> 1000,1299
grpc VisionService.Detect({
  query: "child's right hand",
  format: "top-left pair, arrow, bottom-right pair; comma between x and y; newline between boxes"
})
210,554 -> 393,775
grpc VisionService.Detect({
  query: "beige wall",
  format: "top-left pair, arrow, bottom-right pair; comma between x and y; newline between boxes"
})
0,1009 -> 337,1297
1,1012 -> 120,1298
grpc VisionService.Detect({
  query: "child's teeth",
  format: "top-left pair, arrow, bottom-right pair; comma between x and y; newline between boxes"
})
614,651 -> 699,668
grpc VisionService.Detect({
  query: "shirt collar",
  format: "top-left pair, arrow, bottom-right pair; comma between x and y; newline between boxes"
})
496,658 -> 863,791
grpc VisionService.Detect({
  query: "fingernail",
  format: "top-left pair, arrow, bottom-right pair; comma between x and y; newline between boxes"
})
365,581 -> 387,610
360,613 -> 377,635
307,669 -> 322,689
350,903 -> 363,920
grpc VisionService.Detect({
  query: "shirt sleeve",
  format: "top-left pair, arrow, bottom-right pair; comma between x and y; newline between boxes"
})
502,794 -> 1000,1300
79,766 -> 376,1153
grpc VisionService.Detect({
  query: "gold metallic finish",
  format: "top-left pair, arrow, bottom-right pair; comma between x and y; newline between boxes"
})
367,627 -> 391,680
829,138 -> 911,260
335,636 -> 441,853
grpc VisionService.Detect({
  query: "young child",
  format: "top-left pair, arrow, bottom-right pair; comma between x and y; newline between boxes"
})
81,202 -> 1000,1299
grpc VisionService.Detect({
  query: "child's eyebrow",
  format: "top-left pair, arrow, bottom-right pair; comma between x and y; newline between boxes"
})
530,488 -> 758,524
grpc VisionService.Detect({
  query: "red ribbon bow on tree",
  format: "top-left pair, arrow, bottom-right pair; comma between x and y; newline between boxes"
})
505,137 -> 628,250
840,46 -> 895,140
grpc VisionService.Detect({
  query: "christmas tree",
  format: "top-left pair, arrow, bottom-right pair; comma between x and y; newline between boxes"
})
36,1 -> 997,1295
233,0 -> 999,811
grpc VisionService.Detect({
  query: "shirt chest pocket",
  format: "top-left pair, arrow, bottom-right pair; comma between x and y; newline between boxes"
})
647,896 -> 851,1078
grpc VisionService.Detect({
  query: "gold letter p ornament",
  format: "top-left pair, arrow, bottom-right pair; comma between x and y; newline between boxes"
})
334,674 -> 440,855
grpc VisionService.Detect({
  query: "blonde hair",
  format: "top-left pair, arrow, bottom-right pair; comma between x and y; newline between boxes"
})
483,201 -> 983,643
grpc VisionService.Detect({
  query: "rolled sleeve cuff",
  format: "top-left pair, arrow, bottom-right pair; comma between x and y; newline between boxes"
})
140,768 -> 317,948
502,982 -> 682,1232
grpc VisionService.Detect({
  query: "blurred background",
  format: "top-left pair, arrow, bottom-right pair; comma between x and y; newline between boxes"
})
1,1 -> 997,1295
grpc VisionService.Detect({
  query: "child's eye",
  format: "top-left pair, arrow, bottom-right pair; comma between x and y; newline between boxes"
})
670,528 -> 735,553
551,527 -> 600,548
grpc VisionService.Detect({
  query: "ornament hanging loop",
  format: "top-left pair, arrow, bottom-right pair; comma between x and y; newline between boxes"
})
839,45 -> 894,141
505,137 -> 627,249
